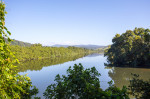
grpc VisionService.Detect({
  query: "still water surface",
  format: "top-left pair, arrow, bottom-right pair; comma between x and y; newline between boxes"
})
19,54 -> 150,98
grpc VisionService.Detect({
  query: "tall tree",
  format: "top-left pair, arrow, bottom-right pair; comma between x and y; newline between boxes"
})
104,28 -> 150,67
0,1 -> 38,98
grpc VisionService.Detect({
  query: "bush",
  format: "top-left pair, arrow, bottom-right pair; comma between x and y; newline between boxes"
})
44,63 -> 129,99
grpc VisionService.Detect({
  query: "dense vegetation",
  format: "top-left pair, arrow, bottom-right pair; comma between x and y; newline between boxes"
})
10,44 -> 94,61
0,2 -> 38,98
96,47 -> 107,54
44,63 -> 129,99
104,28 -> 150,67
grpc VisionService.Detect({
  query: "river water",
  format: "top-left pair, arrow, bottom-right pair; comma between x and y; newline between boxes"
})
19,54 -> 150,98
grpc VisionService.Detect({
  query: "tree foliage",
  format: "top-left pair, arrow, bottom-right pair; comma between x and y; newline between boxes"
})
0,1 -> 38,98
10,45 -> 94,61
104,28 -> 150,67
43,63 -> 129,99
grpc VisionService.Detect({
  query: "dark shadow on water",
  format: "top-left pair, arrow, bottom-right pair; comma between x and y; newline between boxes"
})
104,63 -> 150,69
106,66 -> 150,87
104,62 -> 150,99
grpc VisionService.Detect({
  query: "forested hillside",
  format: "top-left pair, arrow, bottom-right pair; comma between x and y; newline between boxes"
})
96,47 -> 108,54
10,44 -> 94,61
4,38 -> 32,47
4,38 -> 105,60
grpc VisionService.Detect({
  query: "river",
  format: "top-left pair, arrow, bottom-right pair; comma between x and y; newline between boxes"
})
18,53 -> 150,98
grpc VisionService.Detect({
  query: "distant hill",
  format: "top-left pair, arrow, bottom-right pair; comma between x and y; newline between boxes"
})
52,44 -> 107,50
74,45 -> 107,49
4,38 -> 32,47
4,38 -> 107,50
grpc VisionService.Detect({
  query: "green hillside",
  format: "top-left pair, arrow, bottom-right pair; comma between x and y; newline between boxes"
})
4,38 -> 32,47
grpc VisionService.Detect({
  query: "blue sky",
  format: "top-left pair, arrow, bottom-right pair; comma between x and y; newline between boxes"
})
4,0 -> 150,46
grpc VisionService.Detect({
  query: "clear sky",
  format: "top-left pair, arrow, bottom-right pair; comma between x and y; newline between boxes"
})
4,0 -> 150,46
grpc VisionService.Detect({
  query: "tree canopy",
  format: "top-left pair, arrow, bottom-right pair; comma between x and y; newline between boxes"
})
43,63 -> 129,99
104,28 -> 150,67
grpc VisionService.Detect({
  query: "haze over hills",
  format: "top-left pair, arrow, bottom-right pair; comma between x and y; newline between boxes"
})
5,38 -> 107,50
51,44 -> 107,50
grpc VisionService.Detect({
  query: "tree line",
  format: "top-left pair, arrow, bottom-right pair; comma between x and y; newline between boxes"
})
10,44 -> 95,61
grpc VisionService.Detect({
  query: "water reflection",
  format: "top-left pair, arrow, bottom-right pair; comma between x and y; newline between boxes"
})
107,67 -> 150,88
16,54 -> 86,72
85,53 -> 103,57
18,54 -> 150,98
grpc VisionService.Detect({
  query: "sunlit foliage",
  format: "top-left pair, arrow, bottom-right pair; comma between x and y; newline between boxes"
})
0,1 -> 38,98
10,45 -> 94,61
104,28 -> 150,67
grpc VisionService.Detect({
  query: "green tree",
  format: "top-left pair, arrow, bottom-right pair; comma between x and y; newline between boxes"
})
44,63 -> 129,99
0,1 -> 38,98
104,28 -> 150,67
